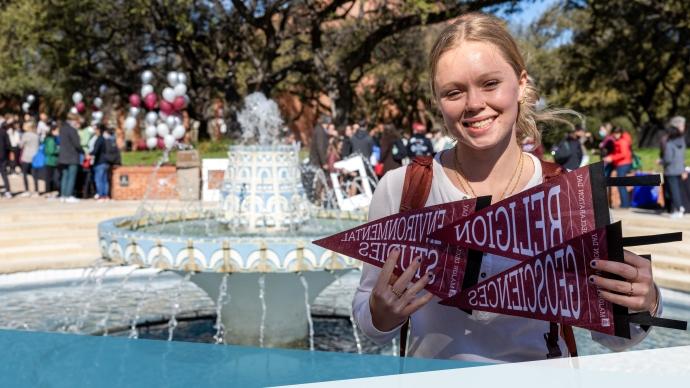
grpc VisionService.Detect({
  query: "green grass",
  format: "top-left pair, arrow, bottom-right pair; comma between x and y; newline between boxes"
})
586,147 -> 690,173
121,139 -> 232,166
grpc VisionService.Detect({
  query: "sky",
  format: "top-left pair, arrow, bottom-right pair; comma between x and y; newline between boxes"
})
502,0 -> 560,28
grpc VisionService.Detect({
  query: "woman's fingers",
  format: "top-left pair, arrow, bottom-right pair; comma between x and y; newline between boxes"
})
376,248 -> 400,290
402,291 -> 435,317
598,289 -> 647,311
391,256 -> 422,294
589,274 -> 649,296
591,259 -> 638,281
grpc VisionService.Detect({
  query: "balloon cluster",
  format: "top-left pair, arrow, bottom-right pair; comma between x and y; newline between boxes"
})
69,91 -> 105,126
21,94 -> 36,113
127,70 -> 189,150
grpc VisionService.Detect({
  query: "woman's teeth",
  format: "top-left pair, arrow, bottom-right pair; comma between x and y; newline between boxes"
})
466,118 -> 493,128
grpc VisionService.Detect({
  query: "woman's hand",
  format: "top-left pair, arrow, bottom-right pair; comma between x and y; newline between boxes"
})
589,250 -> 658,314
369,249 -> 434,332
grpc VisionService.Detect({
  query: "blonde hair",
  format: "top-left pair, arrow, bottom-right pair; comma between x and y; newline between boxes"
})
428,13 -> 578,145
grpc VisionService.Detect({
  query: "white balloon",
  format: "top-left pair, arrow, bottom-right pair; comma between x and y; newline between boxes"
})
72,91 -> 83,104
172,124 -> 185,140
141,84 -> 154,98
177,72 -> 187,85
22,102 -> 30,112
99,84 -> 108,94
124,116 -> 137,131
141,70 -> 154,84
93,97 -> 103,108
159,111 -> 168,120
166,71 -> 178,86
145,125 -> 157,138
69,107 -> 78,115
128,107 -> 140,117
174,83 -> 187,97
145,111 -> 158,125
27,94 -> 35,103
146,136 -> 158,150
165,115 -> 176,129
220,122 -> 227,134
92,111 -> 104,121
162,87 -> 176,103
163,134 -> 176,149
156,122 -> 169,138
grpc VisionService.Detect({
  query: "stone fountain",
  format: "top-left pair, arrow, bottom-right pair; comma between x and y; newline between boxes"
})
98,93 -> 365,347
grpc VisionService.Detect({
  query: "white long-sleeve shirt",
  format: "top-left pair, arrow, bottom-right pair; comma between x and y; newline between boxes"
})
352,151 -> 654,362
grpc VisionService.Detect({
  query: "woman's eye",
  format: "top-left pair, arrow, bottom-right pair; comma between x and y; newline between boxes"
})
484,80 -> 500,88
446,90 -> 464,99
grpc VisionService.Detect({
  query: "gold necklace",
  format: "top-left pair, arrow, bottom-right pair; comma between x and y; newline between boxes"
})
452,150 -> 524,200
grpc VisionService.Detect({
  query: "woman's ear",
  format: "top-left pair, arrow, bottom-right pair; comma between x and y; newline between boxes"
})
518,70 -> 528,102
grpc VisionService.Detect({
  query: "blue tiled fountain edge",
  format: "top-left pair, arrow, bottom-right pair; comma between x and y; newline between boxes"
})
0,330 -> 483,387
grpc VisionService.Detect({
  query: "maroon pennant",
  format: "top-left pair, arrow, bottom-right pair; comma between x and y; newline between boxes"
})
429,163 -> 611,262
440,223 -> 626,336
313,198 -> 486,299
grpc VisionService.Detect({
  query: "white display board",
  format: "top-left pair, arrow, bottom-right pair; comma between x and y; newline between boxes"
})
201,158 -> 229,202
329,155 -> 374,211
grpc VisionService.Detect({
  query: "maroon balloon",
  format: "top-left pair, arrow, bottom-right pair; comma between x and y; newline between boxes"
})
159,99 -> 174,115
75,101 -> 86,114
172,95 -> 186,111
144,93 -> 158,110
129,93 -> 141,108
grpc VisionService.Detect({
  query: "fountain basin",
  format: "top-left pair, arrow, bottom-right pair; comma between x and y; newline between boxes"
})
98,210 -> 364,347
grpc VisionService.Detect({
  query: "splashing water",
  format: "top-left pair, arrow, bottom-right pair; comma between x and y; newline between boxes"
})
236,92 -> 285,146
167,272 -> 193,341
99,266 -> 138,336
73,266 -> 114,333
128,272 -> 157,339
299,273 -> 315,351
391,338 -> 398,357
213,274 -> 231,344
258,274 -> 267,348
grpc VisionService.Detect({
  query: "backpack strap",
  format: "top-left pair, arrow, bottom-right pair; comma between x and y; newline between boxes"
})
539,159 -> 578,357
398,156 -> 434,357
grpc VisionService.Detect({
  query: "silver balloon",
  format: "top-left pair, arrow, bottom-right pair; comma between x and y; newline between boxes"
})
162,87 -> 176,103
166,71 -> 178,86
141,84 -> 154,98
26,94 -> 35,103
163,134 -> 176,149
156,122 -> 169,138
165,115 -> 176,129
21,102 -> 30,112
141,70 -> 154,85
124,116 -> 137,131
93,97 -> 103,108
176,72 -> 187,85
172,124 -> 185,140
174,83 -> 187,97
72,91 -> 83,104
145,125 -> 157,138
146,137 -> 158,150
145,111 -> 158,125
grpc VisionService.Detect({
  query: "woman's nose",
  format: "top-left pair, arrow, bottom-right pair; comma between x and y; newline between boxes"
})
465,89 -> 485,112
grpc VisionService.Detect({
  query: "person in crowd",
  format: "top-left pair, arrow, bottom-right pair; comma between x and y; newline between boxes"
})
58,113 -> 84,202
406,122 -> 434,157
354,13 -> 658,362
520,135 -> 543,159
78,122 -> 95,198
350,120 -> 375,160
7,119 -> 21,173
660,116 -> 686,213
379,124 -> 406,174
553,127 -> 583,170
662,116 -> 687,218
325,136 -> 342,174
341,124 -> 354,158
598,122 -> 615,176
91,124 -> 117,201
309,115 -> 331,171
0,121 -> 11,197
604,127 -> 634,208
43,124 -> 60,196
37,113 -> 50,142
19,121 -> 40,196
430,127 -> 455,153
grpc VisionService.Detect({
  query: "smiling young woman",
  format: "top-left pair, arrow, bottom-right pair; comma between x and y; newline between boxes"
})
352,12 -> 660,362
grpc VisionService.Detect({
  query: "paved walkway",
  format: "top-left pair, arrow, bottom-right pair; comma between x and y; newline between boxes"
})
1,198 -> 689,290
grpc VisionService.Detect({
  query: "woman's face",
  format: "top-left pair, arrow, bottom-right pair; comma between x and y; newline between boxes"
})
434,41 -> 526,151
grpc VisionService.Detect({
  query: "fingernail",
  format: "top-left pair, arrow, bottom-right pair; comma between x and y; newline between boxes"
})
417,256 -> 423,263
427,271 -> 434,277
588,276 -> 594,283
590,260 -> 597,268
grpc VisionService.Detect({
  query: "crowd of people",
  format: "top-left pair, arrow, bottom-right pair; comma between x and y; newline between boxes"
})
0,112 -> 121,202
309,116 -> 455,179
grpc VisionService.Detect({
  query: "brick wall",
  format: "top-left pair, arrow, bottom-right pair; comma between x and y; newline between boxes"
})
111,166 -> 178,200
